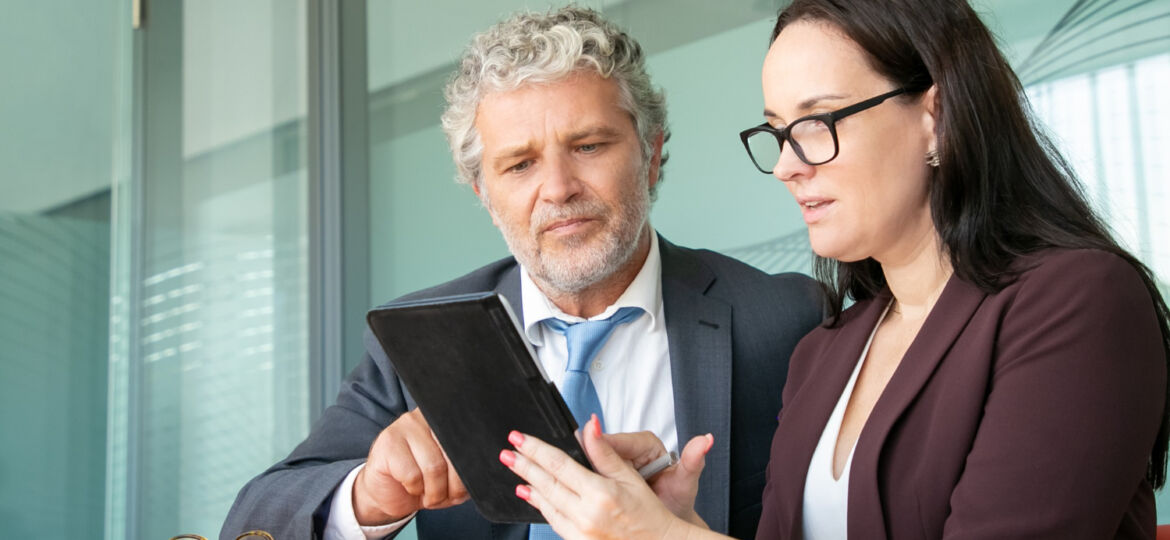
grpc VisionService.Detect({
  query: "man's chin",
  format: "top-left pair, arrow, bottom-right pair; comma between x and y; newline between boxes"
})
538,228 -> 600,251
530,250 -> 619,294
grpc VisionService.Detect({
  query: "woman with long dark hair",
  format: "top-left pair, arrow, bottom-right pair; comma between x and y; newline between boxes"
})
501,0 -> 1170,537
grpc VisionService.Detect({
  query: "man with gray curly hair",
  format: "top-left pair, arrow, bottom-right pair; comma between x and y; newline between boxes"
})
222,6 -> 823,540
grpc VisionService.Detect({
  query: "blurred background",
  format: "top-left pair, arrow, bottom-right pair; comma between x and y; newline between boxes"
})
0,0 -> 1166,538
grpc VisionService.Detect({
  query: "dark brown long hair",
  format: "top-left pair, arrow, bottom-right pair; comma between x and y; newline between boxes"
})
772,0 -> 1170,488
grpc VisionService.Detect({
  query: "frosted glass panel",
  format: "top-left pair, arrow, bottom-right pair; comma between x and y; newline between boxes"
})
106,0 -> 312,537
0,212 -> 111,539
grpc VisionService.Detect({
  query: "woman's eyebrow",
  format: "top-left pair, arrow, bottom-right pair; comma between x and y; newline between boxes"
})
763,93 -> 849,122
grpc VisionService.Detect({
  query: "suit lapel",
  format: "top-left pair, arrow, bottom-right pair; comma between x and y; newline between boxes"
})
847,276 -> 987,539
495,265 -> 524,326
658,237 -> 734,532
490,522 -> 527,540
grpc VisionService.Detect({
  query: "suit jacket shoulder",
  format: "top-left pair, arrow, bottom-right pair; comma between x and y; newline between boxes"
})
386,255 -> 519,304
661,242 -> 826,325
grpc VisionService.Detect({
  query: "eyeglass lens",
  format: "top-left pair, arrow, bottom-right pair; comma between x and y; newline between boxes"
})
746,117 -> 836,173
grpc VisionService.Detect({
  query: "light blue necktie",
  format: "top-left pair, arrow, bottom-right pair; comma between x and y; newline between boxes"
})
528,306 -> 643,540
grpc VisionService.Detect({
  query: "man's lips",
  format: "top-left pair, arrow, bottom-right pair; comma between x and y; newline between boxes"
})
541,217 -> 595,234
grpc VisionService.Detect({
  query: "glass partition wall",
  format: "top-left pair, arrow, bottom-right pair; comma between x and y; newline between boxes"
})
109,1 -> 312,537
0,1 -> 129,538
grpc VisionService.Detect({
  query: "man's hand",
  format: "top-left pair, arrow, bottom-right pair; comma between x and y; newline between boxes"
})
605,430 -> 712,525
352,409 -> 470,526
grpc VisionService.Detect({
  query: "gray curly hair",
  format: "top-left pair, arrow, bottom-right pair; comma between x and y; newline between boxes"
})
440,6 -> 669,196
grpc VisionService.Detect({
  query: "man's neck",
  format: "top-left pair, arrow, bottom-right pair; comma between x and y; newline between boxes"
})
537,228 -> 653,318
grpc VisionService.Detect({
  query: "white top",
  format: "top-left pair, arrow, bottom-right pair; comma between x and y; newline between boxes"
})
325,232 -> 676,539
801,300 -> 890,540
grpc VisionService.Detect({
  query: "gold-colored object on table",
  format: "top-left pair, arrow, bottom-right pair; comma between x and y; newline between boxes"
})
169,531 -> 273,540
235,531 -> 275,540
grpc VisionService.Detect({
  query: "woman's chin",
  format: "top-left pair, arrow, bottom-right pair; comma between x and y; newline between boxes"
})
809,238 -> 844,261
810,241 -> 868,264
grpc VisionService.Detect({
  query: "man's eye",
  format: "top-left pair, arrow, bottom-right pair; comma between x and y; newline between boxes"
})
578,143 -> 600,153
508,160 -> 532,173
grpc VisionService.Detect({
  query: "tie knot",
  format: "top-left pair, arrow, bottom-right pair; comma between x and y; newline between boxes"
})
542,306 -> 643,372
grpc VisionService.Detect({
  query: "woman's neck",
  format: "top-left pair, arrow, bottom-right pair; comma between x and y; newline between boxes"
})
879,231 -> 953,321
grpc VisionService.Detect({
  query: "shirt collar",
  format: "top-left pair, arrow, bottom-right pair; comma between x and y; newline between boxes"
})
521,231 -> 662,345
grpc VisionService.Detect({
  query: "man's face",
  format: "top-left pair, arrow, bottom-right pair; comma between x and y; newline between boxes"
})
474,71 -> 661,294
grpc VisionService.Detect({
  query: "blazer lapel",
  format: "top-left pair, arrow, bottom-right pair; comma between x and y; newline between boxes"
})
847,276 -> 987,539
772,294 -> 892,540
659,237 -> 735,532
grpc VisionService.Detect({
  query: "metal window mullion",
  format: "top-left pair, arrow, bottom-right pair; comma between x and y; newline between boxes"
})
308,0 -> 345,418
1126,63 -> 1151,260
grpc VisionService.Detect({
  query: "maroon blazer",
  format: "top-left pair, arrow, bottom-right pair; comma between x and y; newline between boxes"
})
757,249 -> 1167,539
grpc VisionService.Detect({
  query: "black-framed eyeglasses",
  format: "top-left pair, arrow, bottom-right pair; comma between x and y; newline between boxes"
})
738,87 -> 906,173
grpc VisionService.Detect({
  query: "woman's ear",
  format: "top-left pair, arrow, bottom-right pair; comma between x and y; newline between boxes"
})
922,85 -> 939,151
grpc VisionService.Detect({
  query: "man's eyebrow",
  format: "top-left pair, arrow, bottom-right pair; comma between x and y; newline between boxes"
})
487,125 -> 624,169
762,93 -> 848,123
566,125 -> 623,141
488,143 -> 534,168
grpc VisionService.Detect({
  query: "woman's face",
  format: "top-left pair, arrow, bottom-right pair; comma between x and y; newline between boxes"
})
762,20 -> 937,265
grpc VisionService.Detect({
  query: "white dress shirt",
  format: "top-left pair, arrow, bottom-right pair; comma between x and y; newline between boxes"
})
325,232 -> 676,539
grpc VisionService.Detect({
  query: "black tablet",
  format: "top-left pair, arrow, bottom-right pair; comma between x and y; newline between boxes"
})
366,291 -> 590,523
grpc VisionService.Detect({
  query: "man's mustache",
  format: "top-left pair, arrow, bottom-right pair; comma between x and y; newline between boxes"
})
532,200 -> 609,233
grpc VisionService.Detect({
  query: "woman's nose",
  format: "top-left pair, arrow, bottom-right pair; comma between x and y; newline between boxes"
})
772,143 -> 814,183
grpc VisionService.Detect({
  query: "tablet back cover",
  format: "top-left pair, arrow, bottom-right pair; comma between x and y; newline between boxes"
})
366,292 -> 589,523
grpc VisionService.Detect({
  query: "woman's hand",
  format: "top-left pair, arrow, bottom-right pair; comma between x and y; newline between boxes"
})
500,415 -> 715,539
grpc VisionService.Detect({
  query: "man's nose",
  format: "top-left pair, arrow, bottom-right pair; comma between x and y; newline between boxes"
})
539,153 -> 583,203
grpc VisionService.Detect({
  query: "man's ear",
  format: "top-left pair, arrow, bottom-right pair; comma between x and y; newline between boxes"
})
646,131 -> 665,190
473,180 -> 500,226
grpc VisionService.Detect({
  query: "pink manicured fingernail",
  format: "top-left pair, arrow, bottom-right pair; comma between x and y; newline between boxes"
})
508,430 -> 525,447
516,484 -> 531,500
591,414 -> 602,439
499,449 -> 516,467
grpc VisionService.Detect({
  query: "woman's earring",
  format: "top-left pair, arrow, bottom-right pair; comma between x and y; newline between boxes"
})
926,149 -> 940,168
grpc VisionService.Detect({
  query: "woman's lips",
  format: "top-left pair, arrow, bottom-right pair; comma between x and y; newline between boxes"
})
797,198 -> 835,224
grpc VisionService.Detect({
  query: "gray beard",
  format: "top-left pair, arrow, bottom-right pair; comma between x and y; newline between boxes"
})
496,181 -> 651,296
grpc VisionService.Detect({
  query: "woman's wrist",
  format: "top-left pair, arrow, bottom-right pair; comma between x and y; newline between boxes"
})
683,508 -> 707,528
660,512 -> 712,540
